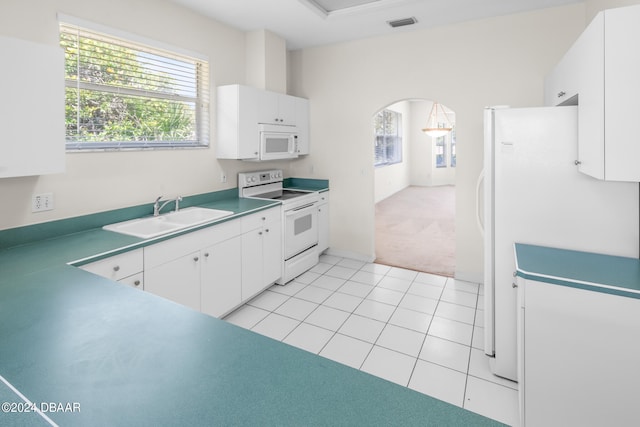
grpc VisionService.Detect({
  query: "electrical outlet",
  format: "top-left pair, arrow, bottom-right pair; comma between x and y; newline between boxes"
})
32,193 -> 54,212
220,172 -> 227,183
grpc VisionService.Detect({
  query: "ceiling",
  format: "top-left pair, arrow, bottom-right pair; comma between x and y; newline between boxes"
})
168,0 -> 584,50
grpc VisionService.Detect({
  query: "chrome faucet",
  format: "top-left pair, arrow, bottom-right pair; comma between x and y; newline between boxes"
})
154,195 -> 182,216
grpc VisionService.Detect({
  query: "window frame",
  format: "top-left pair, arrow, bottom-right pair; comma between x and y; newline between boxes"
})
58,15 -> 210,152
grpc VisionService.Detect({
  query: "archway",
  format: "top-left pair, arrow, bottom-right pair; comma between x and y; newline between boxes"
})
373,99 -> 456,277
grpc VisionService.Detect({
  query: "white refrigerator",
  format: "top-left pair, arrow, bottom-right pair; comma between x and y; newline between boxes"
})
482,105 -> 639,381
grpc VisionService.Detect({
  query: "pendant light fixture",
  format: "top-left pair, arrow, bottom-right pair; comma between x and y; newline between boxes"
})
422,102 -> 453,137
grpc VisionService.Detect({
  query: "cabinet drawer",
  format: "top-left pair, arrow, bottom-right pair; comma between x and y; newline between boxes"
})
241,207 -> 281,232
81,248 -> 143,281
120,272 -> 144,290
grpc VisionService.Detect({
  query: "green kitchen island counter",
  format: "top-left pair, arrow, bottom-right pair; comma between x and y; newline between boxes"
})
0,266 -> 503,426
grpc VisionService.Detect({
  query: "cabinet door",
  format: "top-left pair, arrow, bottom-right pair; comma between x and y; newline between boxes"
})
201,236 -> 242,318
0,36 -> 65,178
216,84 -> 260,159
295,97 -> 310,155
277,94 -> 297,125
603,5 -> 640,181
574,12 -> 605,180
145,251 -> 201,311
257,91 -> 296,125
257,90 -> 278,124
262,218 -> 282,286
241,228 -> 264,301
120,272 -> 144,290
522,279 -> 640,426
317,192 -> 330,253
544,47 -> 580,107
80,249 -> 143,281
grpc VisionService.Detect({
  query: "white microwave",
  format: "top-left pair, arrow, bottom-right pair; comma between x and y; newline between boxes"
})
258,124 -> 299,161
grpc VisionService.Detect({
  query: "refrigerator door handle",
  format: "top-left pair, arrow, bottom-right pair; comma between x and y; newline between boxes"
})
475,169 -> 485,237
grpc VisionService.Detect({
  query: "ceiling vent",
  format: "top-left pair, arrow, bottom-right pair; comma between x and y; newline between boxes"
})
387,17 -> 417,28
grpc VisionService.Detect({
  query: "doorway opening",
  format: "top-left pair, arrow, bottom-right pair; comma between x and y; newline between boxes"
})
373,99 -> 456,277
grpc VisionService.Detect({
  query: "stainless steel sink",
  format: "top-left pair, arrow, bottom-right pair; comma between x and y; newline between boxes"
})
103,207 -> 234,239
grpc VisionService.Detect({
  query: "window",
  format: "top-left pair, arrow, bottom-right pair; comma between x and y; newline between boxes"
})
59,21 -> 209,150
373,109 -> 402,166
450,129 -> 456,167
435,129 -> 456,168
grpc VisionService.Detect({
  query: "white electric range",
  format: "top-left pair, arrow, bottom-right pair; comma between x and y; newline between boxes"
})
238,170 -> 320,284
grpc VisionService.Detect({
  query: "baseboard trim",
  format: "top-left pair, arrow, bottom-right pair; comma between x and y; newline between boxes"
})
324,248 -> 375,263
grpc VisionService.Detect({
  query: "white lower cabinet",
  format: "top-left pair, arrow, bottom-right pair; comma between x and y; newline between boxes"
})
79,248 -> 144,290
144,218 -> 243,315
241,207 -> 282,300
85,206 -> 282,317
517,277 -> 640,426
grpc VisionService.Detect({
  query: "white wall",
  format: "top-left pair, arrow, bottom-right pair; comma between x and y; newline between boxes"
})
0,0 -> 296,230
289,4 -> 590,281
374,101 -> 411,203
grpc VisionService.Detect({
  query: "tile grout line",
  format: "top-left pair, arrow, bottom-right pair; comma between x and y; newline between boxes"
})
461,283 -> 482,408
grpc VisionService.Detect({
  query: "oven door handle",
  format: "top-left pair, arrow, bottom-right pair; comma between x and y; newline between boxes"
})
286,203 -> 316,215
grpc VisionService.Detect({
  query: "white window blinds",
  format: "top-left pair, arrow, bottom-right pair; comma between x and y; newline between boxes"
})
59,22 -> 209,150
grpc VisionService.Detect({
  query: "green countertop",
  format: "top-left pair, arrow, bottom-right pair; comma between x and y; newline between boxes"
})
514,243 -> 640,299
0,189 -> 501,426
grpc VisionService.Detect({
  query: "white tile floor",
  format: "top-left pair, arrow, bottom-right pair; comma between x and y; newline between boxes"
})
224,254 -> 520,426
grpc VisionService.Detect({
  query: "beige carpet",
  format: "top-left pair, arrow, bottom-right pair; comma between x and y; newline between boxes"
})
375,185 -> 455,277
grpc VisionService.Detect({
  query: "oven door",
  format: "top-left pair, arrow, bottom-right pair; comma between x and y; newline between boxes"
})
284,202 -> 318,260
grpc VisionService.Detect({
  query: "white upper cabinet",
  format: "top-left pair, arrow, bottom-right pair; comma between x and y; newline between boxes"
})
216,85 -> 261,159
0,36 -> 65,178
544,5 -> 640,181
603,6 -> 640,182
257,90 -> 296,125
216,84 -> 310,160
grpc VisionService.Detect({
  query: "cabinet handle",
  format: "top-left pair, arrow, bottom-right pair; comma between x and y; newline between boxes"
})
265,228 -> 269,233
134,280 -> 141,286
512,282 -> 518,288
113,265 -> 120,272
557,91 -> 566,98
204,252 -> 209,257
193,256 -> 199,262
259,231 -> 263,235
261,217 -> 266,221
574,160 -> 582,166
